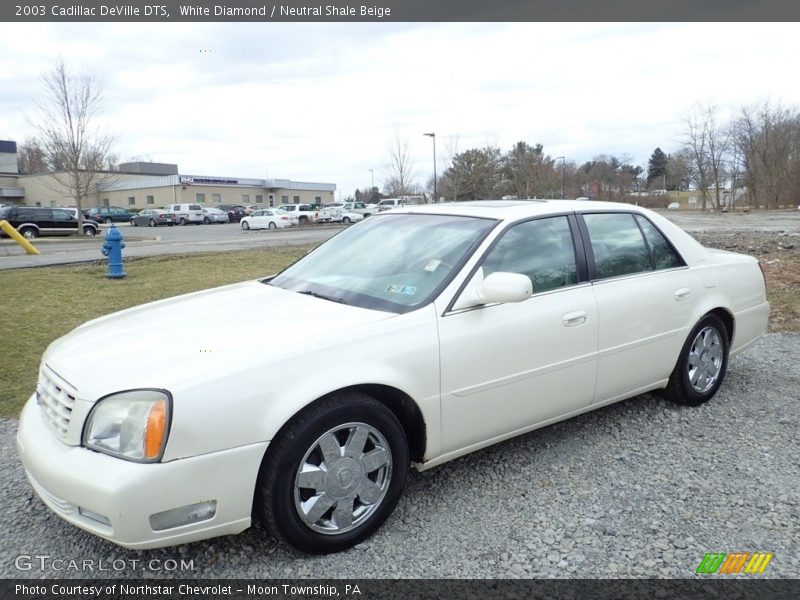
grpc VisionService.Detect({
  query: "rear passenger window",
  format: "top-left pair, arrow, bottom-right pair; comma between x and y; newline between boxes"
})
481,216 -> 577,294
583,213 -> 652,279
635,215 -> 683,270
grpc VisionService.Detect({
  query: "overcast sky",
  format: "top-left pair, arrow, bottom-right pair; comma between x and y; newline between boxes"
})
1,22 -> 798,197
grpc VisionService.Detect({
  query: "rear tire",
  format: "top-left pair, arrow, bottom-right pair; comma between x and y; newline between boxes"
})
104,217 -> 112,224
268,221 -> 277,230
256,392 -> 408,554
663,314 -> 729,406
343,217 -> 351,224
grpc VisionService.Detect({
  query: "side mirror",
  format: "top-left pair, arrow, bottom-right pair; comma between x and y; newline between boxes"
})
452,270 -> 532,311
479,272 -> 532,304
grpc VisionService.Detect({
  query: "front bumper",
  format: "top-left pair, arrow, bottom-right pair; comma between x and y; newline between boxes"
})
16,394 -> 268,549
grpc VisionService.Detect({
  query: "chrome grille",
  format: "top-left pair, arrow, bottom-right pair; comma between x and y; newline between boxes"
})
36,365 -> 77,439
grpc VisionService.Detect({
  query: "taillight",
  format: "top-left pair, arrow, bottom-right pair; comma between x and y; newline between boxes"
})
281,216 -> 288,220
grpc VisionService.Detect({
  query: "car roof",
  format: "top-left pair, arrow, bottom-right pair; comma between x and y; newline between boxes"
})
392,199 -> 649,220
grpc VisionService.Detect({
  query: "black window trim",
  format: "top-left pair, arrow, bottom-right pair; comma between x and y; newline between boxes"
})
575,210 -> 687,282
443,211 -> 589,316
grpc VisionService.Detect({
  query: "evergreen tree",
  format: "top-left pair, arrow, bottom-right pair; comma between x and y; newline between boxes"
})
647,147 -> 669,186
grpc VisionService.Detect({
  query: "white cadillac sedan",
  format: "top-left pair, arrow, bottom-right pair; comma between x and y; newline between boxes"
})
17,201 -> 769,554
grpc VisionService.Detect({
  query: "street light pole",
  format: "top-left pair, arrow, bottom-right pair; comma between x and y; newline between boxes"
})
556,156 -> 566,199
368,169 -> 374,190
423,132 -> 437,203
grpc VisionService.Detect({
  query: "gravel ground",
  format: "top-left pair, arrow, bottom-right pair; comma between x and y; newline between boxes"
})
1,334 -> 798,579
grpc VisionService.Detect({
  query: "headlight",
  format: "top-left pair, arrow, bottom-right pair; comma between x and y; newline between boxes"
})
82,389 -> 171,463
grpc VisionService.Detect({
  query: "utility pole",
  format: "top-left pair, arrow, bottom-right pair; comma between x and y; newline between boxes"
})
423,132 -> 437,203
556,156 -> 566,199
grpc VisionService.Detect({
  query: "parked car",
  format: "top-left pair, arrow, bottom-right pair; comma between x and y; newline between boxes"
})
240,209 -> 292,230
272,206 -> 300,226
0,206 -> 100,238
16,201 -> 768,555
61,207 -> 101,224
130,209 -> 175,227
202,207 -> 230,224
216,204 -> 247,223
376,198 -> 405,212
277,203 -> 320,224
319,204 -> 364,224
163,203 -> 204,226
87,206 -> 137,224
667,202 -> 681,210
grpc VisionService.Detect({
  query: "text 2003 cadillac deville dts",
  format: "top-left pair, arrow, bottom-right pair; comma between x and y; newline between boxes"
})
17,201 -> 769,554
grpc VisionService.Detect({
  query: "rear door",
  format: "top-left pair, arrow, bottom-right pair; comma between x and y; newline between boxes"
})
51,208 -> 77,235
578,211 -> 700,402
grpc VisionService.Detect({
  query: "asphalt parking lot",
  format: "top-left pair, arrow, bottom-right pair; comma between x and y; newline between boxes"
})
1,334 -> 798,579
2,208 -> 799,271
0,222 -> 345,269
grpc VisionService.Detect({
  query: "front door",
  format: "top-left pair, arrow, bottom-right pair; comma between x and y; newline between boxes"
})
437,215 -> 599,455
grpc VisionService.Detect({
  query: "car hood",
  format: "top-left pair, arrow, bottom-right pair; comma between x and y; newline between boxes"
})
42,280 -> 394,400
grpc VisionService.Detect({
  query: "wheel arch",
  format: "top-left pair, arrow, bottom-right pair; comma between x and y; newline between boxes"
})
261,383 -> 427,467
706,306 -> 734,344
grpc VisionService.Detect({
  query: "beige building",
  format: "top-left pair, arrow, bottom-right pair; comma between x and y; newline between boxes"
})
1,143 -> 336,209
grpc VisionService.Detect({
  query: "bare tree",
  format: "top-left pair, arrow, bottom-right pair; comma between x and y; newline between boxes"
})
16,138 -> 48,173
30,58 -> 116,232
684,104 -> 732,211
440,135 -> 462,201
383,133 -> 416,197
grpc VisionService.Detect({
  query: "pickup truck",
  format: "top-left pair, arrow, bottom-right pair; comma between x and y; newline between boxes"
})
277,204 -> 320,224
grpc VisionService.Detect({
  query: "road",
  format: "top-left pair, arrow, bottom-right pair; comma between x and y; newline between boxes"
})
0,222 -> 345,270
1,208 -> 798,271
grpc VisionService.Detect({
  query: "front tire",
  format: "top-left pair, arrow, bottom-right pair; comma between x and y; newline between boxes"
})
241,221 -> 250,230
663,314 -> 729,406
20,227 -> 37,239
83,227 -> 96,236
256,392 -> 408,554
179,217 -> 186,226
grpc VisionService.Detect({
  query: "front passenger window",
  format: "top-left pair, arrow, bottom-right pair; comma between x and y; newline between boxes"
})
481,216 -> 577,294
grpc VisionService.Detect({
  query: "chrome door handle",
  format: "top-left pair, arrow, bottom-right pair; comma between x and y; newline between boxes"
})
674,288 -> 692,301
562,310 -> 587,327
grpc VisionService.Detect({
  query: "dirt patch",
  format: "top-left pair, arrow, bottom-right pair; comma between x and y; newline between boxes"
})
691,230 -> 800,332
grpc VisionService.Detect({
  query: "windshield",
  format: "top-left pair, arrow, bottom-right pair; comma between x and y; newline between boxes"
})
268,213 -> 496,313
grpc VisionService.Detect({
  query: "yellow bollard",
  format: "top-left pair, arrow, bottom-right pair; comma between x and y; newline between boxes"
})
0,220 -> 40,255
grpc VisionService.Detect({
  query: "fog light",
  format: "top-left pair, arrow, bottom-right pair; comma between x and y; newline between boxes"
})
79,507 -> 111,526
149,500 -> 217,531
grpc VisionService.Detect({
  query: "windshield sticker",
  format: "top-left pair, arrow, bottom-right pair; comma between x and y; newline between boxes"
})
386,284 -> 417,296
424,259 -> 442,272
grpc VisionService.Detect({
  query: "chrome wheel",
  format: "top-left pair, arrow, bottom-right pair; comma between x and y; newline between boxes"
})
687,326 -> 723,394
294,422 -> 392,535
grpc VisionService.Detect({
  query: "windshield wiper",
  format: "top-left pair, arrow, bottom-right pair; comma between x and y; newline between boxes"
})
296,289 -> 349,305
